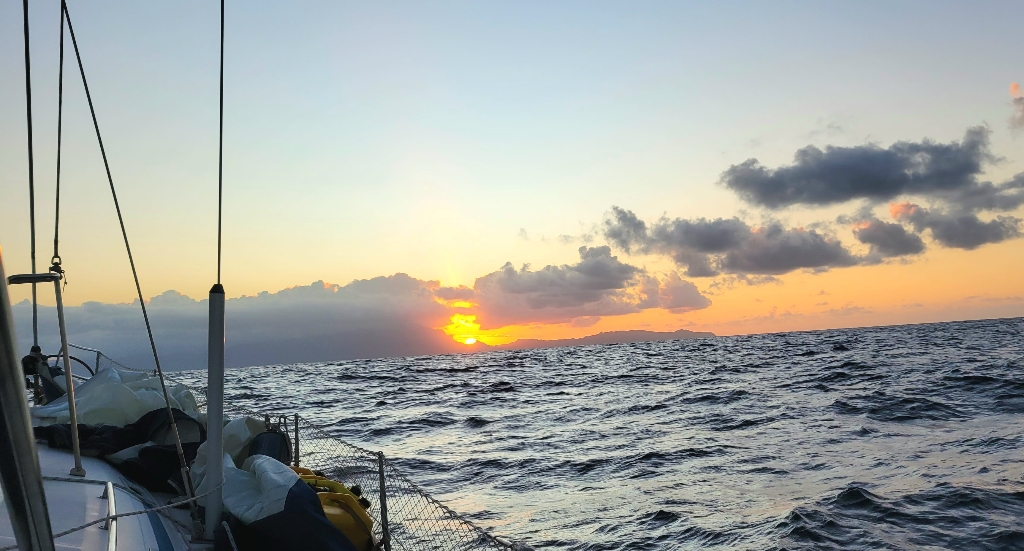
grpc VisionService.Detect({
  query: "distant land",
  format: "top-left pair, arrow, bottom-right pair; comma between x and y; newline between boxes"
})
494,329 -> 715,351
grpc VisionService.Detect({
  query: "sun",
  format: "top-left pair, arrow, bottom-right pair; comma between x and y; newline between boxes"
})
464,337 -> 477,345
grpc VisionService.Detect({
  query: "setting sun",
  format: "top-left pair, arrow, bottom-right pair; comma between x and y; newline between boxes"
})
464,337 -> 477,345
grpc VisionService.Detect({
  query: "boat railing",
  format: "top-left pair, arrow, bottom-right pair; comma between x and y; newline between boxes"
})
74,348 -> 528,551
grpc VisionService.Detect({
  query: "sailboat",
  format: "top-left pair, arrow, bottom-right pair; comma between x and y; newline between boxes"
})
0,2 -> 526,550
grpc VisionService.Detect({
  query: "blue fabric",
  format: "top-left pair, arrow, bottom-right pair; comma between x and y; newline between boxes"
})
233,479 -> 359,551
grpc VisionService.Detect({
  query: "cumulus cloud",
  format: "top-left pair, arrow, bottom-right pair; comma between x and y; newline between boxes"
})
658,272 -> 713,313
468,245 -> 710,327
851,218 -> 925,262
708,125 -> 1024,255
890,202 -> 1022,250
604,207 -> 860,276
720,127 -> 995,209
720,223 -> 859,274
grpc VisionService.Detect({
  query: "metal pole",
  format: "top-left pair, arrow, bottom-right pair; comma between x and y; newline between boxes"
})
0,249 -> 56,551
53,278 -> 85,477
376,452 -> 392,551
293,413 -> 300,466
203,283 -> 225,540
7,272 -> 84,476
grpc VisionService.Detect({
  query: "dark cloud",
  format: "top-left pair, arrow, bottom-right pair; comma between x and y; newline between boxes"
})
470,246 -> 710,328
476,246 -> 639,310
720,127 -> 994,209
720,223 -> 859,274
852,218 -> 926,261
948,173 -> 1024,213
603,207 -> 649,253
892,202 -> 1021,250
13,276 -> 461,370
604,207 -> 860,276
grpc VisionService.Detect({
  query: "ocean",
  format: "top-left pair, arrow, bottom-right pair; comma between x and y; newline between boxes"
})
177,317 -> 1024,550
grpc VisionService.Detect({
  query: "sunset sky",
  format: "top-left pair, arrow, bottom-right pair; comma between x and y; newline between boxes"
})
1,1 -> 1022,365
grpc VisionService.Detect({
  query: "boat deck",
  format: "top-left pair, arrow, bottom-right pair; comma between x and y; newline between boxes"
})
0,445 -> 194,551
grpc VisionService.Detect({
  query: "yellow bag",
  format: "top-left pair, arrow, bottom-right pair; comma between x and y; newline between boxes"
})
318,492 -> 375,551
294,472 -> 375,550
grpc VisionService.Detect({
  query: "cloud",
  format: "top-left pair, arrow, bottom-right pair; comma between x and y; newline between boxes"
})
719,127 -> 995,209
807,118 -> 845,139
604,207 -> 860,276
851,218 -> 925,261
720,223 -> 859,274
658,272 -> 713,313
891,202 -> 1022,250
13,248 -> 714,367
569,316 -> 601,328
947,172 -> 1024,214
1011,82 -> 1024,129
468,245 -> 710,327
603,207 -> 649,254
13,276 -> 463,370
434,286 -> 474,301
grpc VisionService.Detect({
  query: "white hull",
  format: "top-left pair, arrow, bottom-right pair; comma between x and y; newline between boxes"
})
0,445 -> 194,551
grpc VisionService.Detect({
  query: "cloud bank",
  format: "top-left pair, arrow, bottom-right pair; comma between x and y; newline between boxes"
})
14,276 -> 460,370
13,248 -> 711,369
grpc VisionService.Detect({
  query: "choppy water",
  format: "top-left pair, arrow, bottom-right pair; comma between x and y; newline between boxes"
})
179,317 -> 1024,550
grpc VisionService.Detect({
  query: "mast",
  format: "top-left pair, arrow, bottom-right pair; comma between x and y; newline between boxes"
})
0,255 -> 56,551
204,0 -> 227,540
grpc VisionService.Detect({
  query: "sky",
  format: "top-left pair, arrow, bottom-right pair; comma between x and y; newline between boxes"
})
1,1 -> 1022,368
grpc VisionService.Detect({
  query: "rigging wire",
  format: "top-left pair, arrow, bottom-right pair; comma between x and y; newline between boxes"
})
21,0 -> 38,347
53,2 -> 65,275
60,0 -> 200,524
217,0 -> 225,284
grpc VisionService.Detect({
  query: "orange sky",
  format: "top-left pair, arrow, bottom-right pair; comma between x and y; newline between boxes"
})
2,3 -> 1022,358
441,235 -> 1024,346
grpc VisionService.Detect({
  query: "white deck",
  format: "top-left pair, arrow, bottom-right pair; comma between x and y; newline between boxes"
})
0,444 -> 195,551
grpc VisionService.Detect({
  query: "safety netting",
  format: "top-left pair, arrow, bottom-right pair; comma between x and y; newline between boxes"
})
69,344 -> 526,551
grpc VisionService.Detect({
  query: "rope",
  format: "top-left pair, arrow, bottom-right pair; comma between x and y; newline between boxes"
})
217,0 -> 225,285
21,0 -> 39,347
0,481 -> 225,551
221,521 -> 240,551
61,0 -> 200,524
52,3 -> 66,272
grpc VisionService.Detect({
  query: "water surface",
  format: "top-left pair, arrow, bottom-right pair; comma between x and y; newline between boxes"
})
179,317 -> 1024,550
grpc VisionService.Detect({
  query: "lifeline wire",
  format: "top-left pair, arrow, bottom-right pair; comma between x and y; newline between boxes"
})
22,0 -> 38,347
61,0 -> 199,522
0,481 -> 226,551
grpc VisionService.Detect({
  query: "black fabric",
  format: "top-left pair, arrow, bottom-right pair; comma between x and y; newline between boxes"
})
38,369 -> 67,404
117,442 -> 203,493
21,354 -> 39,376
34,407 -> 206,492
248,430 -> 291,465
